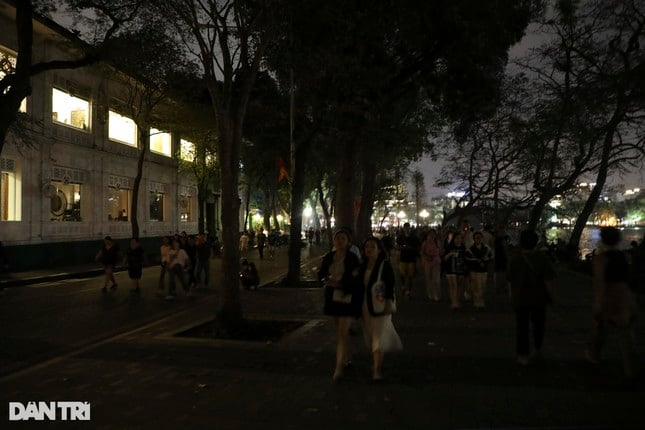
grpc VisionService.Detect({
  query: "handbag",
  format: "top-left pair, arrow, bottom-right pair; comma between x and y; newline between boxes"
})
371,261 -> 397,314
332,287 -> 352,304
371,262 -> 386,314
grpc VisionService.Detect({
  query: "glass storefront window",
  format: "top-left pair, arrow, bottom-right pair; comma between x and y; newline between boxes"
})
108,187 -> 131,221
1,169 -> 21,221
149,192 -> 164,221
109,110 -> 137,146
179,194 -> 195,222
52,88 -> 89,130
150,128 -> 172,156
50,181 -> 82,221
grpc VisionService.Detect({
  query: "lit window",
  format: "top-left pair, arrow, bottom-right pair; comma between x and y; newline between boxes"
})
108,187 -> 131,221
49,181 -> 82,222
109,110 -> 137,146
52,88 -> 89,130
180,139 -> 195,162
179,195 -> 195,222
149,192 -> 164,221
150,128 -> 171,156
1,158 -> 21,221
0,47 -> 27,113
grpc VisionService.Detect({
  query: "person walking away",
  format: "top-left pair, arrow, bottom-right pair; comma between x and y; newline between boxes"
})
96,236 -> 120,293
507,230 -> 556,366
421,229 -> 443,301
586,227 -> 638,379
318,230 -> 361,382
257,229 -> 266,260
166,239 -> 190,300
467,232 -> 494,309
359,237 -> 402,381
184,235 -> 198,289
194,234 -> 211,288
125,237 -> 144,294
444,233 -> 468,310
397,222 -> 420,298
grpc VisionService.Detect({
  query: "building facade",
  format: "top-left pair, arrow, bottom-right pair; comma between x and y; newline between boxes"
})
0,3 -> 219,269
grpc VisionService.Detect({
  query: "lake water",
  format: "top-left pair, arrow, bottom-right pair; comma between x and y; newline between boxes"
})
544,226 -> 643,257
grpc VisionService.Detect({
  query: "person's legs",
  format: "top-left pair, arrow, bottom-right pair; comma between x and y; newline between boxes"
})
430,266 -> 441,300
103,266 -> 116,290
515,307 -> 531,363
446,274 -> 459,309
158,265 -> 166,290
472,272 -> 487,307
531,306 -> 547,353
334,316 -> 352,380
587,320 -> 606,363
372,350 -> 384,380
616,321 -> 637,378
423,264 -> 433,299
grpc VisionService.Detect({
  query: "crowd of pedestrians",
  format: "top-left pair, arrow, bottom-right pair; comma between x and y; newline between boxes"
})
316,222 -> 641,383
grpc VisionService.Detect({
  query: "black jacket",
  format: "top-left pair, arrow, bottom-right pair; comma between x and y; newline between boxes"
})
318,250 -> 361,317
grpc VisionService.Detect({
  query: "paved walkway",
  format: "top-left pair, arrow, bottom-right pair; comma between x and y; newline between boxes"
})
1,251 -> 644,429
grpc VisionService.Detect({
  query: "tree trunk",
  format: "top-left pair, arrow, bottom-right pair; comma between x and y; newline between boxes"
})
568,116 -> 621,260
527,196 -> 552,230
197,182 -> 207,235
356,157 -> 377,244
130,127 -> 148,239
335,139 -> 357,232
285,170 -> 305,284
216,120 -> 243,329
309,197 -> 321,229
244,183 -> 251,232
285,132 -> 314,284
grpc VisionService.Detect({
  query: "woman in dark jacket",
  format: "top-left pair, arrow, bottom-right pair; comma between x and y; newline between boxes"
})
358,237 -> 401,380
318,230 -> 361,381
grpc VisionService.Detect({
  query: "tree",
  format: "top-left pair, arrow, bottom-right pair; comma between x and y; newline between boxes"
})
435,75 -> 536,228
410,170 -> 425,225
0,0 -> 140,155
97,12 -> 197,239
157,0 -> 281,328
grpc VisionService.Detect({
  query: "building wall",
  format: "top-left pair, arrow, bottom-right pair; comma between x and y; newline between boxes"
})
0,4 -> 219,269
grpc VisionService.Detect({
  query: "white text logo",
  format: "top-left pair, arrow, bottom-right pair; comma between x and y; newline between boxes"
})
9,402 -> 91,421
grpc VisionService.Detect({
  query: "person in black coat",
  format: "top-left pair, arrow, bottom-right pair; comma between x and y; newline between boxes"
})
318,230 -> 361,381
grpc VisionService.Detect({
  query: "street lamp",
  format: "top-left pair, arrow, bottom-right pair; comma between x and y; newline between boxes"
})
419,209 -> 429,225
397,210 -> 406,227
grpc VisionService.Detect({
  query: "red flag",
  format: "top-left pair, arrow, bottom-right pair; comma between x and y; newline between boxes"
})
276,156 -> 288,183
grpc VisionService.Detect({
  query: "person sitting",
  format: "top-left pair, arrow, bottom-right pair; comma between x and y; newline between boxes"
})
240,259 -> 260,290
